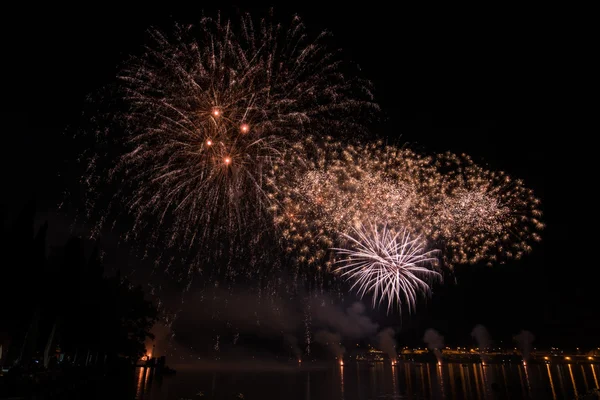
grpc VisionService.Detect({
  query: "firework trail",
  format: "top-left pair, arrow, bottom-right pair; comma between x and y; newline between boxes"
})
76,12 -> 376,284
304,302 -> 312,356
333,223 -> 441,314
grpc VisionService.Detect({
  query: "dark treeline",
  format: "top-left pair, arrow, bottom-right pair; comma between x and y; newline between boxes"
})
0,200 -> 157,372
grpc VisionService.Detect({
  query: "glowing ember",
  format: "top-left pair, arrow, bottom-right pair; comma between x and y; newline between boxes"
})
212,108 -> 221,117
224,157 -> 232,165
240,123 -> 249,133
206,139 -> 213,146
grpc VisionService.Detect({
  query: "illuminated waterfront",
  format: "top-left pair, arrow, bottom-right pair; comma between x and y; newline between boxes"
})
132,360 -> 599,399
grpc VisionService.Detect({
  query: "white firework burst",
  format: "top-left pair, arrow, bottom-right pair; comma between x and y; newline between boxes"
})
333,223 -> 441,314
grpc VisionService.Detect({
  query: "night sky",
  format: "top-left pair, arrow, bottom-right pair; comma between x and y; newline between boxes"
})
3,4 -> 584,350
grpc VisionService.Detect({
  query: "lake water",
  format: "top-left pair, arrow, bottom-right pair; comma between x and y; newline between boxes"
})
133,362 -> 600,399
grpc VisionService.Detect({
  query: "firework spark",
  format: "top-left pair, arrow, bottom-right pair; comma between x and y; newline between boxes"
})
77,12 -> 376,282
333,223 -> 441,314
427,151 -> 543,265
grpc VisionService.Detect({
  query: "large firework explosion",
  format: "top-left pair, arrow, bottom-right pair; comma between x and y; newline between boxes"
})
72,11 -> 543,316
76,12 -> 376,284
267,137 -> 542,312
269,136 -> 543,270
333,223 -> 441,314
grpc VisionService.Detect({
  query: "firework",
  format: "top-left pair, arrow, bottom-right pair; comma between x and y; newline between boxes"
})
270,138 -> 417,276
333,223 -> 441,314
269,136 -> 542,269
70,9 -> 544,323
268,136 -> 441,273
429,152 -> 543,265
77,12 -> 376,282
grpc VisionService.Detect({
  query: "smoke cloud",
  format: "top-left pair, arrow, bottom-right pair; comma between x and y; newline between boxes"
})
312,301 -> 378,339
168,291 -> 384,361
423,328 -> 444,363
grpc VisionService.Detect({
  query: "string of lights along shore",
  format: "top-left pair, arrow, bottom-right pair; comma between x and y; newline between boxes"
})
76,11 -> 543,315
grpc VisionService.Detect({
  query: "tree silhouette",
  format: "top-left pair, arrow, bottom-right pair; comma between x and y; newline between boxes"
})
1,202 -> 157,368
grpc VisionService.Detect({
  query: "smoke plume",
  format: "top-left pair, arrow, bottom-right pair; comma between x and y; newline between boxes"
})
377,328 -> 397,361
423,328 -> 444,363
471,324 -> 492,351
471,324 -> 492,364
514,330 -> 535,362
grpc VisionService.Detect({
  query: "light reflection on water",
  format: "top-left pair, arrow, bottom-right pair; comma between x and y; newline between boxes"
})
568,364 -> 578,398
546,363 -> 557,399
134,362 -> 600,400
340,362 -> 344,400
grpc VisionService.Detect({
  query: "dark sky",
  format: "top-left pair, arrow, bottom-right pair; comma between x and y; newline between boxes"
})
2,4 -> 583,349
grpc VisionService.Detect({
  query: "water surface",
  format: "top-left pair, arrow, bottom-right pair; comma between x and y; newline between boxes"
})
133,362 -> 600,399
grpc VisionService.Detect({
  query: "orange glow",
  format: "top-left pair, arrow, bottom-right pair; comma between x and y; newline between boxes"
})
438,361 -> 442,366
206,139 -> 212,146
224,157 -> 231,165
589,357 -> 594,360
565,356 -> 571,360
544,356 -> 549,360
298,359 -> 302,363
212,108 -> 221,117
546,364 -> 556,399
240,123 -> 249,133
568,364 -> 578,398
339,360 -> 344,366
